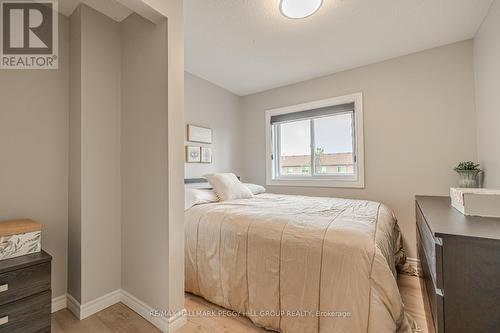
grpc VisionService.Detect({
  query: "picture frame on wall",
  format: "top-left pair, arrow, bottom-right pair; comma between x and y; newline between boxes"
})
187,124 -> 213,144
201,147 -> 212,164
186,146 -> 201,163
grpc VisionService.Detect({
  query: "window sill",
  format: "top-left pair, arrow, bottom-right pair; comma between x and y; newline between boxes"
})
266,178 -> 365,189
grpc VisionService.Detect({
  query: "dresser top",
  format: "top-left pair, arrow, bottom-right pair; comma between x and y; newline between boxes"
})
0,250 -> 51,274
416,195 -> 500,241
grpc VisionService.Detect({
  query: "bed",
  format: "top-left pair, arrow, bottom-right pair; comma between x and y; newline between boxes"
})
185,187 -> 417,333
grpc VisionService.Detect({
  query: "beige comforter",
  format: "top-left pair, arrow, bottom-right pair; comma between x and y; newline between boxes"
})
185,193 -> 416,333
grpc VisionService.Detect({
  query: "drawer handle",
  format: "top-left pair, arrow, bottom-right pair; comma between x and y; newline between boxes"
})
0,316 -> 8,325
0,284 -> 8,293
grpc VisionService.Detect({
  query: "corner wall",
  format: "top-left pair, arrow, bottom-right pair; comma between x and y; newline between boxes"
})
474,0 -> 500,188
67,3 -> 184,323
240,41 -> 477,258
143,0 -> 186,318
121,13 -> 170,312
69,5 -> 122,304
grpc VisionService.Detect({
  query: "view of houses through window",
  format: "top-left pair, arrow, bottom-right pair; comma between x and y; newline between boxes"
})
280,151 -> 354,175
276,112 -> 355,177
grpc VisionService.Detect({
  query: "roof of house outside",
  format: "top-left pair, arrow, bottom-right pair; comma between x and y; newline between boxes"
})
280,153 -> 353,167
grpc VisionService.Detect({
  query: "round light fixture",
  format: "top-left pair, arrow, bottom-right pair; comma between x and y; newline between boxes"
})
279,0 -> 323,19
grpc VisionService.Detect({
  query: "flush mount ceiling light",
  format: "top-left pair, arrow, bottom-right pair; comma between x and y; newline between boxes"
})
279,0 -> 323,19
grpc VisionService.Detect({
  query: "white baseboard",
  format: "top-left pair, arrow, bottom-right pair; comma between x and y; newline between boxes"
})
168,307 -> 188,332
407,257 -> 422,276
120,289 -> 168,332
52,294 -> 67,313
66,293 -> 80,318
62,289 -> 187,332
81,289 -> 121,319
121,289 -> 187,333
66,290 -> 121,320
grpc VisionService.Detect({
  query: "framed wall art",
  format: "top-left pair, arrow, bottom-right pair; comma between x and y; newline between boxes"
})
201,147 -> 213,164
187,124 -> 213,144
186,146 -> 201,163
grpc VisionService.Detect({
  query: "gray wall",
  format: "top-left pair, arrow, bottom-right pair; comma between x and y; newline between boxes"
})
80,5 -> 122,304
0,15 -> 69,299
121,14 -> 170,311
240,41 -> 477,258
185,73 -> 242,178
69,5 -> 122,304
474,0 -> 500,188
121,0 -> 185,316
68,8 -> 82,301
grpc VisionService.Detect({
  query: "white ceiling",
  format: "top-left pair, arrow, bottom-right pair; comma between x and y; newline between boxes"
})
58,0 -> 165,23
59,0 -> 133,21
185,0 -> 494,96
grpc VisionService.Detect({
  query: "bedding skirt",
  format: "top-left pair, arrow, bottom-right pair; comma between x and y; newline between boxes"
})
185,193 -> 418,333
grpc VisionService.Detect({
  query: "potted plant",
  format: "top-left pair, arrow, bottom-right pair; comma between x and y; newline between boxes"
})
454,161 -> 481,188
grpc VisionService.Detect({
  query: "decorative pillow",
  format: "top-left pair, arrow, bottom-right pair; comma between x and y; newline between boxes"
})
205,173 -> 253,201
185,188 -> 218,210
244,183 -> 266,195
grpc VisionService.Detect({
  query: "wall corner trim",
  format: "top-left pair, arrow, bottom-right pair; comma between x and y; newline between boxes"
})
52,294 -> 68,313
62,290 -> 187,332
66,290 -> 121,320
66,293 -> 81,318
120,289 -> 187,332
168,307 -> 188,332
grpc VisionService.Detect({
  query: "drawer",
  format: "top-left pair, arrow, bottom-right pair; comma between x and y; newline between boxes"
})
416,204 -> 443,289
418,231 -> 444,333
0,262 -> 50,306
0,290 -> 51,333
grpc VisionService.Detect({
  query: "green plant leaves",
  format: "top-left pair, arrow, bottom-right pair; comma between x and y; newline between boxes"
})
454,161 -> 481,171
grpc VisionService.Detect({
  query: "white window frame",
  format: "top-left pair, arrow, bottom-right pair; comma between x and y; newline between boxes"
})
265,93 -> 365,188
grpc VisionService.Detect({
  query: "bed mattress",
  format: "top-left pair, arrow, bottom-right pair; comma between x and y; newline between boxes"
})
185,193 -> 417,333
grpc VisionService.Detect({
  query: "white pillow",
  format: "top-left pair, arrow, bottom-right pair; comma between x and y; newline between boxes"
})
185,188 -> 218,210
205,173 -> 253,201
244,183 -> 266,195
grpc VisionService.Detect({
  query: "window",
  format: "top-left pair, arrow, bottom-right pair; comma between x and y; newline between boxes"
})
265,93 -> 364,188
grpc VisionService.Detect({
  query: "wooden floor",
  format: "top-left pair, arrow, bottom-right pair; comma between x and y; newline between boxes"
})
398,275 -> 435,333
52,275 -> 434,333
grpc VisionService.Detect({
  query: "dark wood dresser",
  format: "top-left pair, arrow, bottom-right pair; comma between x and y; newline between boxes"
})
416,196 -> 500,333
0,251 -> 52,333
